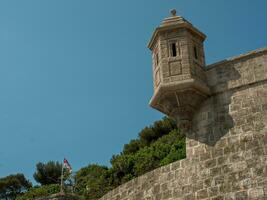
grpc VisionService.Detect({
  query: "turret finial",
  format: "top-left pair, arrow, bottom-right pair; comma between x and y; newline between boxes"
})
170,9 -> 177,17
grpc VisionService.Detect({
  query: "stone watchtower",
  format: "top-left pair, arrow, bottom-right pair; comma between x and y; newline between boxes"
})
101,10 -> 267,200
148,9 -> 210,132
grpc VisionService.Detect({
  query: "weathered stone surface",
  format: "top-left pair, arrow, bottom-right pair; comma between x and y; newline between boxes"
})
99,12 -> 267,200
34,193 -> 79,200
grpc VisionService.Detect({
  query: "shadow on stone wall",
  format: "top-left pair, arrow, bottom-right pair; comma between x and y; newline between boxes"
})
186,62 -> 241,146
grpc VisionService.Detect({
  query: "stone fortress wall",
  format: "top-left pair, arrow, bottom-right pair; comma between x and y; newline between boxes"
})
100,11 -> 267,200
100,48 -> 267,200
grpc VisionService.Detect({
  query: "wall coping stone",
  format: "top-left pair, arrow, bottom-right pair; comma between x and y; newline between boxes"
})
206,47 -> 267,70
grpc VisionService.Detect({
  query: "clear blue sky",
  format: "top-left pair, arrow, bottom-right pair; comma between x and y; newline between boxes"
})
0,0 -> 267,182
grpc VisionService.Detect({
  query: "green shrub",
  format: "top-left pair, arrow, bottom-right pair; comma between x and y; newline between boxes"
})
74,117 -> 185,199
16,184 -> 60,200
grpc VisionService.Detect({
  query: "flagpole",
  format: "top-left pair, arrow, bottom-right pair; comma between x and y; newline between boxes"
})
60,159 -> 64,194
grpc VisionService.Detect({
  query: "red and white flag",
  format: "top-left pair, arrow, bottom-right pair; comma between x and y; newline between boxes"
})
63,158 -> 72,173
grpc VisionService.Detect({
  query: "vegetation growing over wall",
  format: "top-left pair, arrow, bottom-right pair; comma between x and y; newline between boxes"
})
16,184 -> 60,200
74,117 -> 185,199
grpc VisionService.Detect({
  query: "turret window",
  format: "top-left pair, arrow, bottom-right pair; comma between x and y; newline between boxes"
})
155,53 -> 159,66
194,46 -> 198,60
170,43 -> 177,57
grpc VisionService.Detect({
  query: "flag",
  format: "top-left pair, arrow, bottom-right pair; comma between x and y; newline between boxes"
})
63,158 -> 72,173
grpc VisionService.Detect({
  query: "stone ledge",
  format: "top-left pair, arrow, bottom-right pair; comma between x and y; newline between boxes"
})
206,47 -> 267,70
34,193 -> 79,200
